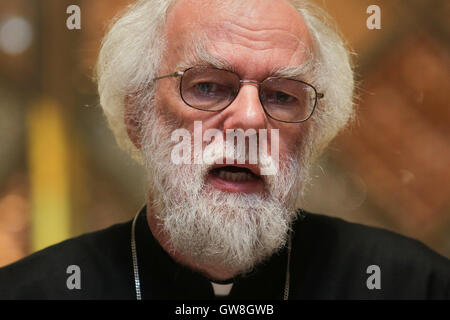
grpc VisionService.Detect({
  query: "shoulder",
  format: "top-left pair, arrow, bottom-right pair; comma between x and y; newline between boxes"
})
291,211 -> 450,299
0,220 -> 133,299
299,212 -> 449,267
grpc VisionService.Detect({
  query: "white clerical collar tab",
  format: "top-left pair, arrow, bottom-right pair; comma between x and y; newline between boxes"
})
210,282 -> 233,296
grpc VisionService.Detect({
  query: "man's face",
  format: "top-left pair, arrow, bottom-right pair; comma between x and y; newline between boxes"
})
139,0 -> 315,276
158,0 -> 314,180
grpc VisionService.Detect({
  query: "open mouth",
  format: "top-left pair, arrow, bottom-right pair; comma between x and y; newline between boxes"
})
207,165 -> 265,193
210,166 -> 258,182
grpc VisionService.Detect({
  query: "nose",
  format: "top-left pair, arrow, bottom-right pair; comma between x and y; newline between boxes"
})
221,83 -> 268,132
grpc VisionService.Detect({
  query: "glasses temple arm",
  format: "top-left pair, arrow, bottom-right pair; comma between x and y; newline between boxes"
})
153,71 -> 184,81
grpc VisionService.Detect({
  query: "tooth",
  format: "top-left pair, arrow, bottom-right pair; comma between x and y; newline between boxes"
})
236,172 -> 247,182
217,169 -> 255,182
225,171 -> 233,181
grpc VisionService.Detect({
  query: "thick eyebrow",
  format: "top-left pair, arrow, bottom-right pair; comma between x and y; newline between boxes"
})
271,57 -> 315,80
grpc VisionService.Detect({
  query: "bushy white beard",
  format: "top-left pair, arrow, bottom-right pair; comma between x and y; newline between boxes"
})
141,107 -> 311,276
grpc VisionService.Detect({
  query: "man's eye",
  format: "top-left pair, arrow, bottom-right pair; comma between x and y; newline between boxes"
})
263,90 -> 297,104
275,92 -> 295,103
194,82 -> 218,95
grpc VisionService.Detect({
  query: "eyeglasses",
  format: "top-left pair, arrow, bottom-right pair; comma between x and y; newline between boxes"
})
153,66 -> 324,123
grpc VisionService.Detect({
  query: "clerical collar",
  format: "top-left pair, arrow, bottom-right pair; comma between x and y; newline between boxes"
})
208,275 -> 235,297
210,282 -> 233,296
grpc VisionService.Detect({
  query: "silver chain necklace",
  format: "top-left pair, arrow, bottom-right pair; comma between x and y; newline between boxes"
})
131,211 -> 292,300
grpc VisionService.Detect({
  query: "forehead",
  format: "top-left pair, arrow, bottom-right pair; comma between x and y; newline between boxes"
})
164,0 -> 313,77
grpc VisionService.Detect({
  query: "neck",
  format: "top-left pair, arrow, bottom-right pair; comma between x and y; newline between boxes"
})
145,204 -> 239,281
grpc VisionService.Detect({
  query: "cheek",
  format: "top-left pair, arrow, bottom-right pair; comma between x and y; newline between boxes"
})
277,124 -> 309,157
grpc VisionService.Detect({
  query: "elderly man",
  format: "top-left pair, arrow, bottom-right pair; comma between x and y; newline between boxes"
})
0,0 -> 449,300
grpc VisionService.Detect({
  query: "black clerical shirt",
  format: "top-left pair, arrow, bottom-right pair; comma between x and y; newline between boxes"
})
0,207 -> 449,299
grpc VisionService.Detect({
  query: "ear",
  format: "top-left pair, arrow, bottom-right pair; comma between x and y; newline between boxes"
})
124,94 -> 142,150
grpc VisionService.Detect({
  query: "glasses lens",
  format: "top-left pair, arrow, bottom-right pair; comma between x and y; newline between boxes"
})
260,78 -> 317,122
181,67 -> 239,111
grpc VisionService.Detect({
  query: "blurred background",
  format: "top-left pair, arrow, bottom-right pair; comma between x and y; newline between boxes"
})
0,0 -> 449,267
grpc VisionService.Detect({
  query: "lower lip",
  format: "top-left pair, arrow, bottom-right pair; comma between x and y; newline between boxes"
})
206,172 -> 265,194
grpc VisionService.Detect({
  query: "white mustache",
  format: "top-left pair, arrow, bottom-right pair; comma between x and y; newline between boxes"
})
201,138 -> 279,176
